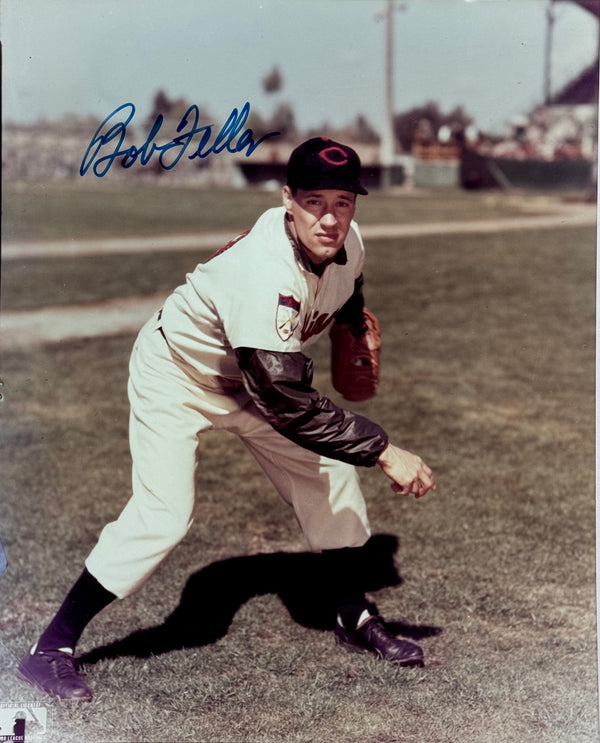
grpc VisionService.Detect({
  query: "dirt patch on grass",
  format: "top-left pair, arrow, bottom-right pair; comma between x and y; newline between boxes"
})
1,293 -> 167,349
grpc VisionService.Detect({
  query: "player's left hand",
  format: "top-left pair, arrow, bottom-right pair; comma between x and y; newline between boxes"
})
377,443 -> 436,499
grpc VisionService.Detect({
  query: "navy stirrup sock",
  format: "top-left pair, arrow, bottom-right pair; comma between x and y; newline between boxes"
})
36,568 -> 116,653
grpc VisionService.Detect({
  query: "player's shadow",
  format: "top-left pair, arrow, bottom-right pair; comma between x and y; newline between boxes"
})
79,533 -> 441,665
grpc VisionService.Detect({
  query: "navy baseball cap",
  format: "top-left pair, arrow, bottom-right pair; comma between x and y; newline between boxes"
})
286,137 -> 369,195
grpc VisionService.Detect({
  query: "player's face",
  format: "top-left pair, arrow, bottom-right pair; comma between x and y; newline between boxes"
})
283,187 -> 357,265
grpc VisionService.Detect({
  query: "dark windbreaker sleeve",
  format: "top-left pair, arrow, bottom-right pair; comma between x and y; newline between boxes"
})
334,274 -> 366,327
235,346 -> 388,467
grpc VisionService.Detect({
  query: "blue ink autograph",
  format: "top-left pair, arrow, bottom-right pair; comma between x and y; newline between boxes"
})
80,101 -> 280,177
0,535 -> 6,578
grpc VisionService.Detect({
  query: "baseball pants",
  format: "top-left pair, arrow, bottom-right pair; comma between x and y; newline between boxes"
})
85,314 -> 371,599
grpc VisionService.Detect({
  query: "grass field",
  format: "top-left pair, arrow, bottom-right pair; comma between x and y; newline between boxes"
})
0,184 -> 597,742
2,180 -> 569,242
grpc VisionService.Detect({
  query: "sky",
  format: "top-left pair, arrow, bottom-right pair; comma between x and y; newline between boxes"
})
1,0 -> 598,136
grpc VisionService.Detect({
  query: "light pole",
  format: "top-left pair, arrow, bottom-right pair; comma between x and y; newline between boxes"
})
379,0 -> 407,189
544,0 -> 556,105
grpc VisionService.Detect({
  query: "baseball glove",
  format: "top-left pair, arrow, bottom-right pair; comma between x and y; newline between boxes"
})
330,308 -> 381,402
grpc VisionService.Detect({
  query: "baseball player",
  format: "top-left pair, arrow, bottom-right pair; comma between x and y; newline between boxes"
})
18,137 -> 435,702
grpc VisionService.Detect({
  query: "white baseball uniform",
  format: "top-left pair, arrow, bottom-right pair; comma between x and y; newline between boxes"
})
86,206 -> 378,599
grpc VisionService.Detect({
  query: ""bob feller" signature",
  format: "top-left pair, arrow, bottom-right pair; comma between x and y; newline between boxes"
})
80,101 -> 280,177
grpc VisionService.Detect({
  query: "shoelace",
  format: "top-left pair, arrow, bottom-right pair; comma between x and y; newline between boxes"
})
367,621 -> 418,654
42,652 -> 79,680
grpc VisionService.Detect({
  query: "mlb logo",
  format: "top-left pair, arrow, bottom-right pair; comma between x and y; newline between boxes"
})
0,704 -> 48,741
276,294 -> 301,341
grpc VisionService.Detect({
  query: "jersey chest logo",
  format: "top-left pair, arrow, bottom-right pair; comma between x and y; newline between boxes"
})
301,309 -> 336,342
276,294 -> 301,341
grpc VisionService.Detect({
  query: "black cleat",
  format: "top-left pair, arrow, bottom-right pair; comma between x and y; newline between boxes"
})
18,648 -> 92,701
335,615 -> 424,667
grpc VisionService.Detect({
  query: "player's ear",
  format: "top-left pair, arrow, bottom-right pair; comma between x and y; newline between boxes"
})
282,185 -> 294,214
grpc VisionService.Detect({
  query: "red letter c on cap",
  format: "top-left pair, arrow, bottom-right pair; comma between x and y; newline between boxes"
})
318,146 -> 349,166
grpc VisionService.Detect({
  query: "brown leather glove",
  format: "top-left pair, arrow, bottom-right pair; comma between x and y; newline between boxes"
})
330,308 -> 381,402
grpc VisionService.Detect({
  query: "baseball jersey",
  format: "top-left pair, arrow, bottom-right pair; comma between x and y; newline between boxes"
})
161,206 -> 365,384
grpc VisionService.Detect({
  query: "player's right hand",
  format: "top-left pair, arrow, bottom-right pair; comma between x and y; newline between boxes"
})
377,443 -> 436,499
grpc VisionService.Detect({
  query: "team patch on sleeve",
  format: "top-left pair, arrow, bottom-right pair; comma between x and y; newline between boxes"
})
276,294 -> 301,341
